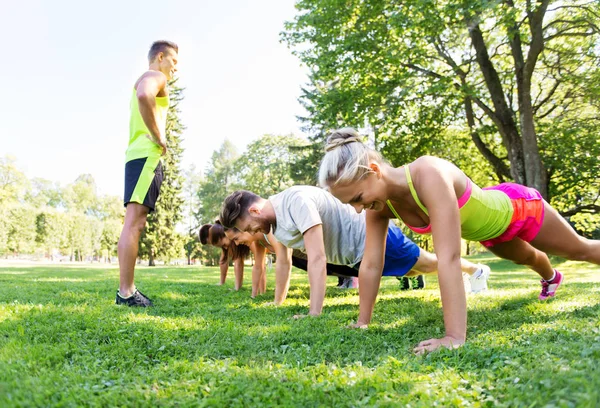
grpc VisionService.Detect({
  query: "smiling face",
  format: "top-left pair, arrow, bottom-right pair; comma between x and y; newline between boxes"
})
329,171 -> 387,213
208,228 -> 231,250
157,48 -> 178,80
225,229 -> 258,247
235,214 -> 271,235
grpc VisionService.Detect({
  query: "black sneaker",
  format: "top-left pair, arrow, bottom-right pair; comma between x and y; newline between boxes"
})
115,289 -> 153,307
414,275 -> 425,289
397,277 -> 412,290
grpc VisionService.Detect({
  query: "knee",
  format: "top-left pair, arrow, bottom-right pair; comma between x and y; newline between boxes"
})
569,237 -> 599,262
415,256 -> 438,273
126,216 -> 147,235
512,250 -> 541,266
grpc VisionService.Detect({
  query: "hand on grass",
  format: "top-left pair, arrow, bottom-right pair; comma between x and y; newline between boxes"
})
413,336 -> 464,355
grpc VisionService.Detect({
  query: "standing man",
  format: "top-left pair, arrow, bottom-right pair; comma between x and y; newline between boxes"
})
116,40 -> 178,307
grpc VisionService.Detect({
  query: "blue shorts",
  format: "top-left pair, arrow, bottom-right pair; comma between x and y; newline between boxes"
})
354,225 -> 421,277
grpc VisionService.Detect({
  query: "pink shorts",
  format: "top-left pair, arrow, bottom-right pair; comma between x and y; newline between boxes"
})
480,183 -> 545,248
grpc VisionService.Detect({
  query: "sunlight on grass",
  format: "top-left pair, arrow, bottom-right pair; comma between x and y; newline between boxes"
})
162,292 -> 191,301
1,259 -> 599,406
125,313 -> 207,331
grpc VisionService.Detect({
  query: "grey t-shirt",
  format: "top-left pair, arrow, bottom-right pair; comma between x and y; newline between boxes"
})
268,185 -> 365,266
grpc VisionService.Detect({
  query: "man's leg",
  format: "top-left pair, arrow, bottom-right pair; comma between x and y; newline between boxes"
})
407,249 -> 491,293
117,157 -> 162,306
118,202 -> 149,297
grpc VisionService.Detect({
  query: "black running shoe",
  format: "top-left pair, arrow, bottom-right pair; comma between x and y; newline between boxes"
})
397,277 -> 412,290
115,289 -> 153,307
414,275 -> 425,289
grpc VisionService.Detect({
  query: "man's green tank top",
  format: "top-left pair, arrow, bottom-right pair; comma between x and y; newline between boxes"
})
125,88 -> 169,162
387,165 -> 514,241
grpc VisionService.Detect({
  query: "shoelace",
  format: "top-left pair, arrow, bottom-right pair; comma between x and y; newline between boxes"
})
540,280 -> 550,296
135,290 -> 153,302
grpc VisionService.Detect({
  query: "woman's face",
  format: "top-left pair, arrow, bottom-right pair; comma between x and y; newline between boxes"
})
208,228 -> 231,249
225,229 -> 257,247
329,172 -> 387,213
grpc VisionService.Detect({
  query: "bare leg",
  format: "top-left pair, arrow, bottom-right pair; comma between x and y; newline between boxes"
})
530,202 -> 600,264
486,238 -> 554,280
407,249 -> 484,276
117,203 -> 149,297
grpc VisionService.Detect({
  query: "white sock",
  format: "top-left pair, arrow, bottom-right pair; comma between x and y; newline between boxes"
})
544,270 -> 556,283
119,288 -> 136,298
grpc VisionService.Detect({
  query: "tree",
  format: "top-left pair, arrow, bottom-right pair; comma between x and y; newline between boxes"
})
35,210 -> 68,259
183,164 -> 203,265
283,0 -> 600,213
196,140 -> 241,225
235,134 -> 310,197
100,219 -> 122,262
24,178 -> 63,209
0,155 -> 29,205
5,204 -> 37,256
63,174 -> 99,215
140,78 -> 186,265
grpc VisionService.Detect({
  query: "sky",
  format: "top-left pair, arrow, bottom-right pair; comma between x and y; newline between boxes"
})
0,0 -> 309,198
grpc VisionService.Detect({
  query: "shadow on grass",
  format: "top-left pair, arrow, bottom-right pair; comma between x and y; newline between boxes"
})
2,262 -> 599,365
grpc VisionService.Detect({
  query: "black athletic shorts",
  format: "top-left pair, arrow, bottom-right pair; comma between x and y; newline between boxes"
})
123,157 -> 163,212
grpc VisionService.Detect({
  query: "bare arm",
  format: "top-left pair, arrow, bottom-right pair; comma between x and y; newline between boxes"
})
233,257 -> 244,291
355,211 -> 389,326
413,159 -> 466,353
271,237 -> 293,304
302,224 -> 328,316
136,72 -> 167,154
219,252 -> 228,285
251,242 -> 267,298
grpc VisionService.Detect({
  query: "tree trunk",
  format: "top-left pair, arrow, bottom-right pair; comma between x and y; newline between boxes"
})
148,248 -> 155,267
519,83 -> 548,198
506,0 -> 550,198
464,96 -> 511,181
468,22 -> 527,185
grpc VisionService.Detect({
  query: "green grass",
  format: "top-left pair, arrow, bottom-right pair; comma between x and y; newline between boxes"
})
1,256 -> 599,407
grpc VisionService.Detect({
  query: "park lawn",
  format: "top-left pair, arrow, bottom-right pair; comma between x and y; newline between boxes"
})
0,256 -> 599,407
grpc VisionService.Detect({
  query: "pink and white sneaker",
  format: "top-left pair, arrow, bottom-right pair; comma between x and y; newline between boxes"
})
539,270 -> 563,300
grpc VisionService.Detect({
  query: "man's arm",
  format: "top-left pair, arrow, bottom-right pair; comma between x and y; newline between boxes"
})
270,235 -> 293,304
302,224 -> 327,316
136,71 -> 168,155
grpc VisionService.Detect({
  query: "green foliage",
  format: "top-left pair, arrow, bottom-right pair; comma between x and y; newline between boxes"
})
62,174 -> 99,215
3,205 -> 37,255
182,165 -> 204,264
24,178 -> 62,209
0,156 -> 123,260
1,258 -> 599,406
196,140 -> 241,224
282,0 -> 600,217
0,155 -> 29,205
35,210 -> 68,256
141,78 -> 186,265
235,134 -> 310,197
